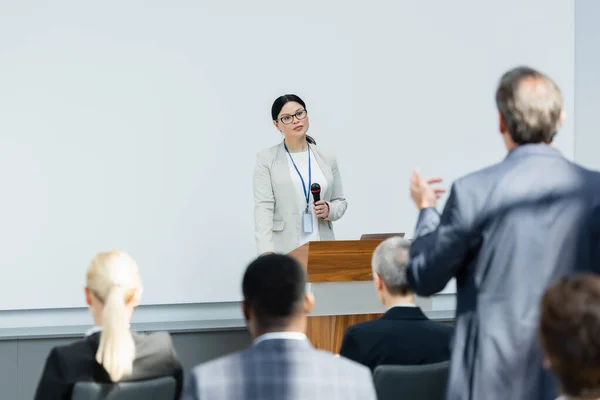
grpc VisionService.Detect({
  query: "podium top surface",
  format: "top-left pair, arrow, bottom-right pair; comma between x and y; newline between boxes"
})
360,233 -> 405,240
289,240 -> 387,283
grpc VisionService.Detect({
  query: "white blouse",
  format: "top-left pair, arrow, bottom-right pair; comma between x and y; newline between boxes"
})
286,149 -> 328,246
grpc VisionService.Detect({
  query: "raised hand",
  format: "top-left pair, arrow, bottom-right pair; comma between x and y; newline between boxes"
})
410,170 -> 446,209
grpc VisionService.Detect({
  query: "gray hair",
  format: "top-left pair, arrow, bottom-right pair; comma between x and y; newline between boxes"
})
371,237 -> 411,295
495,66 -> 563,144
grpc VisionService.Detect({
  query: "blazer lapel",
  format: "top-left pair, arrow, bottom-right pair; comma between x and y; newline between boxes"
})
272,142 -> 299,214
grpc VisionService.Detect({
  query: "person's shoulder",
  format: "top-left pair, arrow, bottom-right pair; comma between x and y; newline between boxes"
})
132,331 -> 178,362
323,354 -> 376,394
256,142 -> 283,161
134,331 -> 173,347
185,351 -> 246,395
438,321 -> 454,334
344,319 -> 382,336
424,318 -> 454,335
313,349 -> 372,375
45,336 -> 96,370
454,161 -> 504,188
573,162 -> 600,184
443,161 -> 508,205
190,349 -> 247,378
52,336 -> 94,358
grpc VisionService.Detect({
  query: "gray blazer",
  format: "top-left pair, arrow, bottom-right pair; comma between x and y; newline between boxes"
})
182,338 -> 377,400
406,144 -> 600,400
254,142 -> 347,254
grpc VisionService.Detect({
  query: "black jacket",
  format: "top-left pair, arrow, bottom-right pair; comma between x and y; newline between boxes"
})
339,306 -> 453,371
34,330 -> 183,400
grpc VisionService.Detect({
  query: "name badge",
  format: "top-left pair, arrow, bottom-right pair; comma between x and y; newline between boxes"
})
302,208 -> 313,234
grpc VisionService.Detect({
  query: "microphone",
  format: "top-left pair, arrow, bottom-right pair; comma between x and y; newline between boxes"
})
311,183 -> 321,203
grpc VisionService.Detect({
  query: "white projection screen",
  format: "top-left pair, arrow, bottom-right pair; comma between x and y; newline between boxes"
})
0,0 -> 573,310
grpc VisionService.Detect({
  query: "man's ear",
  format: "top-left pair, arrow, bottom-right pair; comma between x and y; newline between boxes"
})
242,301 -> 250,322
373,272 -> 384,291
560,110 -> 567,126
304,292 -> 315,314
499,111 -> 507,134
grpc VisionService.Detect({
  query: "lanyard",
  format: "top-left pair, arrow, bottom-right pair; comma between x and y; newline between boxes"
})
284,143 -> 311,210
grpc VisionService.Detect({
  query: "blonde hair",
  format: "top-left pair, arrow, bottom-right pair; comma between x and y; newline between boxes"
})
86,250 -> 141,382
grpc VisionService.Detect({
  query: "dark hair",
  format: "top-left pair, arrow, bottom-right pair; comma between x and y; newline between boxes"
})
271,94 -> 316,145
495,66 -> 563,144
540,273 -> 600,398
242,254 -> 307,329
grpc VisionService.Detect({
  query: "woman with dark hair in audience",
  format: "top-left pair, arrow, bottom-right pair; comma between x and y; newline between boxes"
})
34,251 -> 183,400
540,273 -> 600,400
254,94 -> 348,255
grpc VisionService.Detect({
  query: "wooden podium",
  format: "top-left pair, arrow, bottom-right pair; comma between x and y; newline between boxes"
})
288,233 -> 404,353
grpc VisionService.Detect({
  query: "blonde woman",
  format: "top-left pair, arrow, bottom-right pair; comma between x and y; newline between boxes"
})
34,251 -> 183,400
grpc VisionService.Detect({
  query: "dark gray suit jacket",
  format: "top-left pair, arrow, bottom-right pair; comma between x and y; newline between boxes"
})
183,338 -> 377,400
34,331 -> 183,400
406,144 -> 600,400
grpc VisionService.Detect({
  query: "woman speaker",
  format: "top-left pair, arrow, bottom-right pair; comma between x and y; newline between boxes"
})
253,94 -> 348,255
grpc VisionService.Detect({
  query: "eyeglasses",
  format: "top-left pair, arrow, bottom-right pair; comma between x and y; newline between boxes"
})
278,109 -> 308,125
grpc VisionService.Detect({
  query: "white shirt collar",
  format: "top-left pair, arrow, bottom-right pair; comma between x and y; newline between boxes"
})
387,302 -> 417,310
253,332 -> 307,346
85,326 -> 103,337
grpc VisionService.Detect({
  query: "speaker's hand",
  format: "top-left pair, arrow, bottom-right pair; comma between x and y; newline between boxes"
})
314,200 -> 329,219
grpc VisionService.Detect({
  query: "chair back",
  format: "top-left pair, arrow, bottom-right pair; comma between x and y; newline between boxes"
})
373,361 -> 450,400
71,376 -> 176,400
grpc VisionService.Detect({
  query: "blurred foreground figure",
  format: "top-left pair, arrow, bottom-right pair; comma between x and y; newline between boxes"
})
406,66 -> 600,400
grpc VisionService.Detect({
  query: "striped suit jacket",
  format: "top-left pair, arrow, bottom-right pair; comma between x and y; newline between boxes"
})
183,338 -> 376,400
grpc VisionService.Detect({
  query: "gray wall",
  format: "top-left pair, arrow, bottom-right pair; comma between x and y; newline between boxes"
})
574,0 -> 600,169
0,329 -> 251,400
0,0 -> 575,312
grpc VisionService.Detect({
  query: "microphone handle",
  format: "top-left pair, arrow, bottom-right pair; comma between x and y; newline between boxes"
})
312,191 -> 321,203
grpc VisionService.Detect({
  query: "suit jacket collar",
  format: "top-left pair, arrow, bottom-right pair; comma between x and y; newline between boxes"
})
274,141 -> 289,164
85,329 -> 139,345
381,306 -> 428,321
254,332 -> 307,345
505,143 -> 562,160
253,336 -> 313,352
85,325 -> 103,337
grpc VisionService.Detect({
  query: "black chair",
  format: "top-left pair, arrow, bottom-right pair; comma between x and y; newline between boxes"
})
373,361 -> 450,400
71,376 -> 176,400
